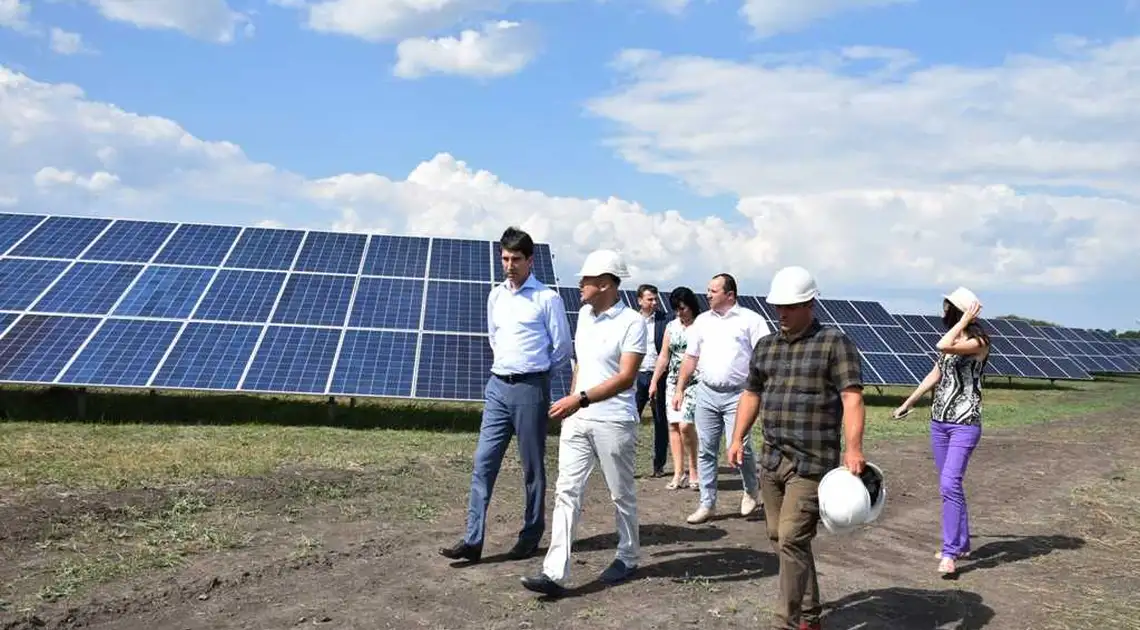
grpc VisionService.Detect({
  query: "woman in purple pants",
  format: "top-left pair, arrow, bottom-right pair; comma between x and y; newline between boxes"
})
894,287 -> 990,576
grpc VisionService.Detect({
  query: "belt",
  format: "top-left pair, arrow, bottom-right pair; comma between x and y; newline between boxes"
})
701,381 -> 744,393
492,370 -> 549,384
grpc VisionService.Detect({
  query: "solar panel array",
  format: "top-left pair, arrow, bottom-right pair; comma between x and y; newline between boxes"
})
0,213 -> 573,403
1,212 -> 1135,404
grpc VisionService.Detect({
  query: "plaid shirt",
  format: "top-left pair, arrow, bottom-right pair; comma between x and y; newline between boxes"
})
745,319 -> 863,477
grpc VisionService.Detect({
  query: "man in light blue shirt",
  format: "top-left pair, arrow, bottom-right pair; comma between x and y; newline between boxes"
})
440,227 -> 573,564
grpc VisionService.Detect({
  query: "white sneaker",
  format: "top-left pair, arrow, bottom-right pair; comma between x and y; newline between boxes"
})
686,505 -> 715,524
740,490 -> 760,516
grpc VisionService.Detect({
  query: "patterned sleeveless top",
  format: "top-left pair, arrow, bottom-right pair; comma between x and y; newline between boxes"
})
930,351 -> 986,426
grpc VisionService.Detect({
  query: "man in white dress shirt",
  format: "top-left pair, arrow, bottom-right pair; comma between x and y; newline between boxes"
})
672,273 -> 770,524
520,249 -> 647,597
440,227 -> 573,563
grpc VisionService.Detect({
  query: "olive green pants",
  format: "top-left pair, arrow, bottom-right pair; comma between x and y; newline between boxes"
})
760,454 -> 822,630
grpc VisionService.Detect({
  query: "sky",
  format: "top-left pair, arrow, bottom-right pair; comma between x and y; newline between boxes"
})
1,0 -> 1139,332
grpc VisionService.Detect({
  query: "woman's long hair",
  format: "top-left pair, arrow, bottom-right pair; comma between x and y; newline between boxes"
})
670,286 -> 702,320
942,300 -> 991,348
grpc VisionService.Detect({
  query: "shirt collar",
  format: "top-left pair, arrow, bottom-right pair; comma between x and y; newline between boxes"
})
710,302 -> 740,318
502,273 -> 540,294
589,299 -> 627,320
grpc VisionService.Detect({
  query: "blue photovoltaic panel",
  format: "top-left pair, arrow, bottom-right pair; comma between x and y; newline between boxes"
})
550,362 -> 574,401
113,266 -> 214,318
849,301 -> 897,326
60,319 -> 181,386
841,324 -> 891,353
859,355 -> 885,385
241,326 -> 341,393
0,258 -> 69,310
423,281 -> 490,333
0,213 -> 46,252
193,270 -> 284,322
9,216 -> 111,259
361,235 -> 429,277
294,231 -> 367,275
348,277 -> 424,330
271,274 -> 355,326
819,299 -> 864,325
0,314 -> 100,382
154,224 -> 241,266
329,330 -> 417,396
32,262 -> 142,314
224,228 -> 303,271
81,220 -> 176,263
864,353 -> 915,385
0,312 -> 17,332
874,326 -> 926,355
429,238 -> 491,282
415,333 -> 492,400
897,353 -> 935,382
151,322 -> 262,390
494,242 -> 559,286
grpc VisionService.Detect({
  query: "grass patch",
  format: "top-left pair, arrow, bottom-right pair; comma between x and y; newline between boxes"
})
1,376 -> 1138,490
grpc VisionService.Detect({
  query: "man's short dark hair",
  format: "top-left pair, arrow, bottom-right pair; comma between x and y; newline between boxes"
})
637,284 -> 658,298
713,273 -> 737,296
499,226 -> 534,258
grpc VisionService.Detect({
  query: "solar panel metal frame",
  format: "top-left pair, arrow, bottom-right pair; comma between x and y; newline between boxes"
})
0,212 -> 570,403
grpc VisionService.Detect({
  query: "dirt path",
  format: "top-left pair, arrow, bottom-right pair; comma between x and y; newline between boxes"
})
3,409 -> 1138,630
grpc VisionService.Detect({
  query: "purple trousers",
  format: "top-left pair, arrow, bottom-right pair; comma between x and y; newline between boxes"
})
930,420 -> 981,558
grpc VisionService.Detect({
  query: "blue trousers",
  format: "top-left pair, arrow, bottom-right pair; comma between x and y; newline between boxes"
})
464,372 -> 551,547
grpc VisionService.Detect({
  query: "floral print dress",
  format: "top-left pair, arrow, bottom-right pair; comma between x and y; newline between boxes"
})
664,317 -> 698,424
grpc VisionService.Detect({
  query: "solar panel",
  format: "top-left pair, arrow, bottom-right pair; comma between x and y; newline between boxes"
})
1036,325 -> 1140,375
0,212 -> 563,402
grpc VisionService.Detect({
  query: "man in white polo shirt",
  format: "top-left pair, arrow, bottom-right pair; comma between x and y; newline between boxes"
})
673,272 -> 770,524
520,249 -> 647,597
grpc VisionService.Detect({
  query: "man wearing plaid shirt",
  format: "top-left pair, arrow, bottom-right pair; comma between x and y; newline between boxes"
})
728,266 -> 867,630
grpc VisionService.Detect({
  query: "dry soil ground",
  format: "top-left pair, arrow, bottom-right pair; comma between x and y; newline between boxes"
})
2,387 -> 1139,630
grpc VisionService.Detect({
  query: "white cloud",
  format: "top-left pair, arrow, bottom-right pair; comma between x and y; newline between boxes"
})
740,0 -> 911,38
82,0 -> 248,43
393,20 -> 540,79
49,28 -> 95,55
298,0 -> 531,42
2,33 -> 1140,299
0,0 -> 29,30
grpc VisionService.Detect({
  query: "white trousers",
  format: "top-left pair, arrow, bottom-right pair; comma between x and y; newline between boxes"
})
542,417 -> 640,585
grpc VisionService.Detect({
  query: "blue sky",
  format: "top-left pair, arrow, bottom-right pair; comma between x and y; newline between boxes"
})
1,0 -> 1139,331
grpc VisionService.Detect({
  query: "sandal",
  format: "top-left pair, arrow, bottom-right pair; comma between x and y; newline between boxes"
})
938,556 -> 957,575
666,476 -> 684,490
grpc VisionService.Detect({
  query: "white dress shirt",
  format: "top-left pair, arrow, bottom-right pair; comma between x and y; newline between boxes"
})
684,303 -> 770,390
639,312 -> 659,372
487,273 -> 573,375
572,301 -> 647,422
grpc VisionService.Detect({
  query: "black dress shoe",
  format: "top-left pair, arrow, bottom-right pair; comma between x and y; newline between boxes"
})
520,574 -> 565,597
506,540 -> 540,560
599,559 -> 636,584
439,540 -> 482,562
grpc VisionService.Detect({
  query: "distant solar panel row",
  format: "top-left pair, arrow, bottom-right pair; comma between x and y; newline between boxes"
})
0,213 -> 569,402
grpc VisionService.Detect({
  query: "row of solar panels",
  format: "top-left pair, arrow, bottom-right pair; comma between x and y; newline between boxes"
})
0,213 -> 559,285
0,211 -> 1136,404
565,287 -> 1140,388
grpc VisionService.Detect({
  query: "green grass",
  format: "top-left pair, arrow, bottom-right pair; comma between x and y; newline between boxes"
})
1,376 -> 1138,490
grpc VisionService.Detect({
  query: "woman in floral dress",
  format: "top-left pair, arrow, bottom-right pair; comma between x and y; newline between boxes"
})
649,287 -> 703,490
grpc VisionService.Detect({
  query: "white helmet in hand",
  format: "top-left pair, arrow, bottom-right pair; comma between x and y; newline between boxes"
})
818,461 -> 887,534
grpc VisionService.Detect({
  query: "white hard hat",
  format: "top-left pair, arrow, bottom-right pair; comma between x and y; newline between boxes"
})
818,461 -> 887,535
765,266 -> 820,305
943,286 -> 980,312
576,249 -> 631,279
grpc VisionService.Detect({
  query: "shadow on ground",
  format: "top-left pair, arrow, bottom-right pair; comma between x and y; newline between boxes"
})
823,587 -> 995,629
953,534 -> 1086,577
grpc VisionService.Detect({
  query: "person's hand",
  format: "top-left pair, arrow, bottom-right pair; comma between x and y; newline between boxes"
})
549,394 -> 580,421
960,300 -> 982,324
648,381 -> 658,399
843,449 -> 866,475
727,438 -> 744,468
671,391 -> 683,411
892,403 -> 912,419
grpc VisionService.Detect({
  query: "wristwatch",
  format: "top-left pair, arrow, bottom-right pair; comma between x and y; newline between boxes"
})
578,391 -> 590,407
